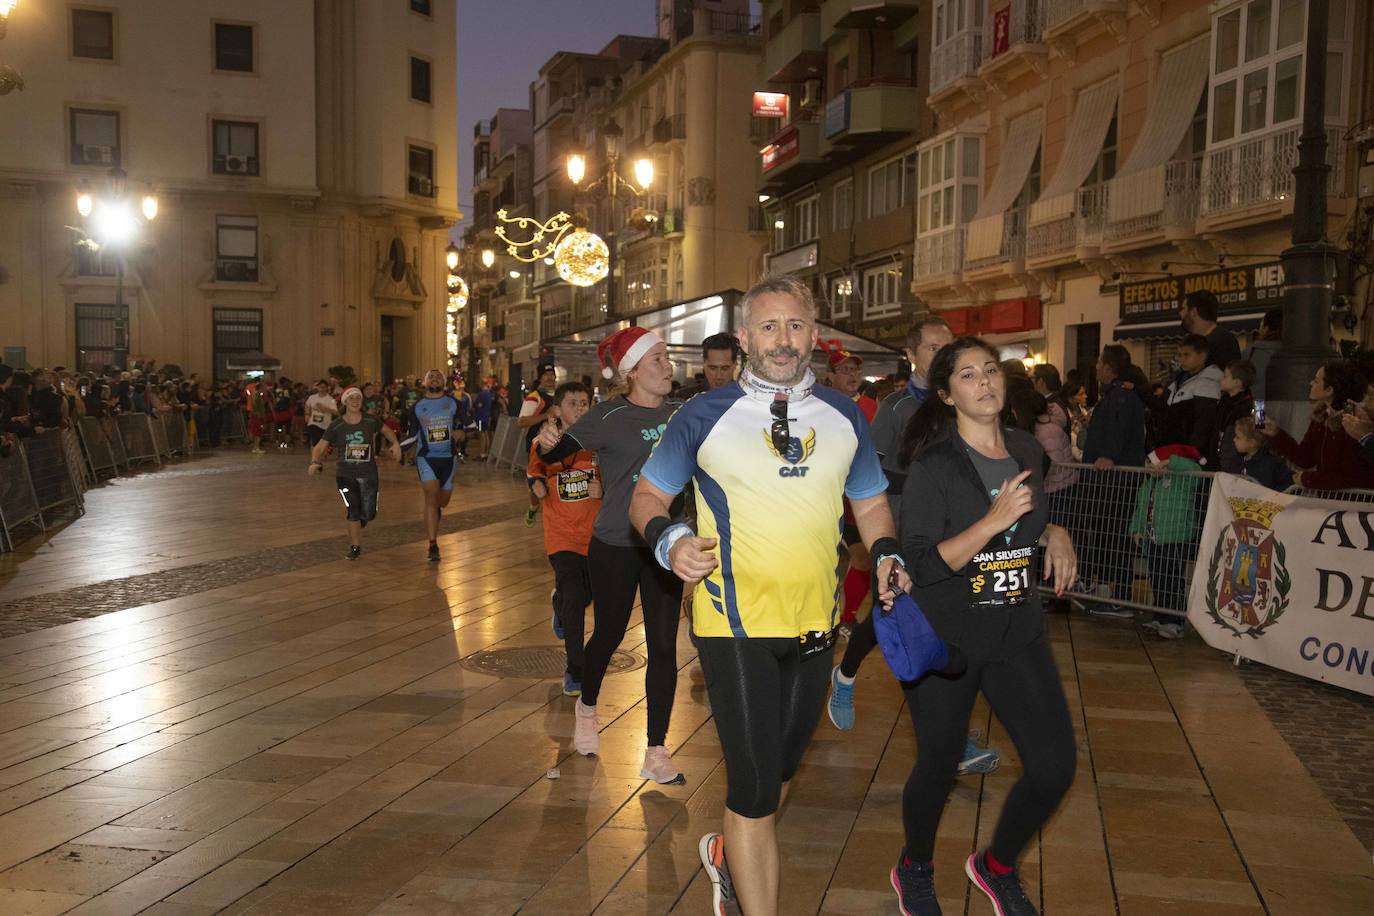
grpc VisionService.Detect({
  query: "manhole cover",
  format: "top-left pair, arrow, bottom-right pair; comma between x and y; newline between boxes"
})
460,646 -> 645,680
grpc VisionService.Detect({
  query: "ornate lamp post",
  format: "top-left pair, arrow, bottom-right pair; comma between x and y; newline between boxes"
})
75,167 -> 158,369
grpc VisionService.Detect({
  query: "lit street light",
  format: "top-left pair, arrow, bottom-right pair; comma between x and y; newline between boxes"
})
565,153 -> 586,186
75,167 -> 158,366
481,248 -> 495,269
445,241 -> 460,272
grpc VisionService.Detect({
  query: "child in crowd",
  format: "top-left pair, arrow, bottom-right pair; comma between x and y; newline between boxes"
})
1233,416 -> 1291,491
527,382 -> 602,697
1131,444 -> 1205,639
1215,359 -> 1256,473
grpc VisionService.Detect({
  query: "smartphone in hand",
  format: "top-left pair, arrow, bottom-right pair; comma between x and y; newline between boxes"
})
1253,399 -> 1266,426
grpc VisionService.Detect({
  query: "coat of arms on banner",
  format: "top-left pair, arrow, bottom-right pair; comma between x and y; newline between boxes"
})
1205,496 -> 1291,637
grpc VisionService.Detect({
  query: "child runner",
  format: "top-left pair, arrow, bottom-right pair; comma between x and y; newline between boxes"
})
528,381 -> 602,696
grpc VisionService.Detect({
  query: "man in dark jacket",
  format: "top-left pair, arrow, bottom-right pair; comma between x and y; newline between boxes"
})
1082,345 -> 1147,616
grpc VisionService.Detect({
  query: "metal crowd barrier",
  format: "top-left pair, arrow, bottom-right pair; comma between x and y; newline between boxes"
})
0,440 -> 43,551
116,413 -> 162,468
1045,462 -> 1214,619
64,427 -> 94,490
77,416 -> 122,479
104,416 -> 129,469
149,411 -> 172,460
160,410 -> 187,456
222,406 -> 247,444
22,430 -> 85,521
488,414 -> 527,472
1045,465 -> 1374,619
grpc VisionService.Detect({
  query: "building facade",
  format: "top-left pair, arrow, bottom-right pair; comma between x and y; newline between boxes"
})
912,0 -> 1371,383
0,0 -> 460,383
756,0 -> 933,348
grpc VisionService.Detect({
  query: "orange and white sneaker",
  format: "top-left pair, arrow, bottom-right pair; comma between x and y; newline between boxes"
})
573,699 -> 600,756
640,745 -> 685,785
699,832 -> 741,916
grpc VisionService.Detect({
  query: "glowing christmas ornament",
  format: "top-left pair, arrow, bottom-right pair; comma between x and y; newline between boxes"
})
553,229 -> 609,288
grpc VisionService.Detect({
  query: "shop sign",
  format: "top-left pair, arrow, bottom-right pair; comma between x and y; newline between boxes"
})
824,92 -> 850,138
761,128 -> 800,172
752,91 -> 789,119
1119,262 -> 1286,323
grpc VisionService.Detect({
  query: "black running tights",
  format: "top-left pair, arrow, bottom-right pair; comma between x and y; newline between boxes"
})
583,538 -> 683,746
901,633 -> 1076,864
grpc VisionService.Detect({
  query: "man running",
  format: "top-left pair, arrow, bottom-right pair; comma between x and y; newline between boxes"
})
629,275 -> 909,916
404,368 -> 462,561
309,387 -> 401,559
518,360 -> 559,526
827,316 -> 1000,774
304,380 -> 338,449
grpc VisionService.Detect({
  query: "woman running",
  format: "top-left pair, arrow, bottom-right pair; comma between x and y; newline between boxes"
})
889,337 -> 1078,916
309,387 -> 402,559
535,326 -> 685,785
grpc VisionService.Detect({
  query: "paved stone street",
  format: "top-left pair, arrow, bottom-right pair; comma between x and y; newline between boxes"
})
0,449 -> 1371,914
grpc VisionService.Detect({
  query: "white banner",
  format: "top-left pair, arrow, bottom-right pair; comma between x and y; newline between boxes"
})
1187,474 -> 1374,696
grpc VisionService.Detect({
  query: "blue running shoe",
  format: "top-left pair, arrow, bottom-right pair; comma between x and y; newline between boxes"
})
966,851 -> 1037,914
562,673 -> 581,697
827,664 -> 855,731
891,851 -> 941,915
958,735 -> 1000,775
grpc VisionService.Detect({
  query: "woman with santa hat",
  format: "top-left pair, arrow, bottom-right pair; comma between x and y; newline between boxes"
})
535,325 -> 687,785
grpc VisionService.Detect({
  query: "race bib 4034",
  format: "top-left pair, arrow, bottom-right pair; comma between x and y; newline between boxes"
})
969,546 -> 1035,607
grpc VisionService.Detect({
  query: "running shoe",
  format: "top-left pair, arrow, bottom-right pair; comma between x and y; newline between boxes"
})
1156,621 -> 1185,640
573,699 -> 600,756
524,507 -> 538,527
562,673 -> 581,697
1088,605 -> 1134,619
958,736 -> 1000,776
640,745 -> 686,785
1140,618 -> 1162,635
427,543 -> 440,563
827,664 -> 855,731
551,589 -> 564,640
699,833 -> 741,916
346,545 -> 361,561
965,851 -> 1037,915
891,853 -> 941,916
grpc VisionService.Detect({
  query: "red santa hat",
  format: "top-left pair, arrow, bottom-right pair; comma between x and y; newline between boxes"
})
1147,443 -> 1202,465
597,326 -> 663,380
823,338 -> 862,371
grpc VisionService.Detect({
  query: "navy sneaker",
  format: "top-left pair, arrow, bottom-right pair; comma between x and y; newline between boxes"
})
891,852 -> 941,915
562,673 -> 581,697
966,851 -> 1037,915
346,545 -> 361,561
958,735 -> 1000,776
427,543 -> 440,563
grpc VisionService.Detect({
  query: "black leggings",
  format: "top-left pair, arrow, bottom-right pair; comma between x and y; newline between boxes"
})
839,612 -> 878,678
902,633 -> 1076,864
549,551 -> 591,680
698,636 -> 832,818
584,538 -> 683,746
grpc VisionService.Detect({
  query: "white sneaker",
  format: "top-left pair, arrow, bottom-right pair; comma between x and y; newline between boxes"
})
573,699 -> 600,756
640,745 -> 685,785
1156,622 -> 1185,640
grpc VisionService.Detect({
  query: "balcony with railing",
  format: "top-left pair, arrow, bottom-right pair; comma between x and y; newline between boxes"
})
541,308 -> 572,339
1199,126 -> 1347,222
822,79 -> 921,150
1042,0 -> 1127,54
757,116 -> 827,194
929,31 -> 984,105
914,227 -> 966,288
1026,184 -> 1108,263
540,94 -> 576,128
764,12 -> 822,83
962,209 -> 1027,274
1104,158 -> 1201,245
980,0 -> 1048,89
652,113 -> 687,145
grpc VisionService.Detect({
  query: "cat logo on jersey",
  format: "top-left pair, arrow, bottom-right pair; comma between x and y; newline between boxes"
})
763,426 -> 816,477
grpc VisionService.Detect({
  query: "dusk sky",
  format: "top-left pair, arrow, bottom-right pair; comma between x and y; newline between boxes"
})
454,0 -> 657,231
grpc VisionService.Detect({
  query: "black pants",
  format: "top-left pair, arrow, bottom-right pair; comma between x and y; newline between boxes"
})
584,538 -> 683,746
902,633 -> 1075,864
549,550 -> 591,680
698,636 -> 832,818
839,612 -> 878,679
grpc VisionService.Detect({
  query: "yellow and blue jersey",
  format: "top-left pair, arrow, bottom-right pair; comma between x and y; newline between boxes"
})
640,372 -> 886,638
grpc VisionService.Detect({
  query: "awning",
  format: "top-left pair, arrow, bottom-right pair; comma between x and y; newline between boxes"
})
1029,79 -> 1119,226
967,110 -> 1042,261
1113,312 -> 1264,341
1107,35 -> 1209,224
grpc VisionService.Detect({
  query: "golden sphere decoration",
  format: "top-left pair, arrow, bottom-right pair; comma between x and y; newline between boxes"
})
447,275 -> 468,313
554,229 -> 609,288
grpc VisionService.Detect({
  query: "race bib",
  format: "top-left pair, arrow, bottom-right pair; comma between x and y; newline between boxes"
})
427,424 -> 450,443
556,468 -> 593,501
969,546 -> 1035,607
311,412 -> 326,425
344,443 -> 371,463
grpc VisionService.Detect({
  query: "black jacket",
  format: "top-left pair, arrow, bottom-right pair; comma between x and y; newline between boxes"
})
1083,379 -> 1147,466
898,428 -> 1049,661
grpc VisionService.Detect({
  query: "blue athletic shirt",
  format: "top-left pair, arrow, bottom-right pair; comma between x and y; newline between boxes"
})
640,368 -> 886,638
408,394 -> 460,458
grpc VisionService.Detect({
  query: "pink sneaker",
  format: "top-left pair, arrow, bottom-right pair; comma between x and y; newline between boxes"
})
640,745 -> 685,785
573,699 -> 600,756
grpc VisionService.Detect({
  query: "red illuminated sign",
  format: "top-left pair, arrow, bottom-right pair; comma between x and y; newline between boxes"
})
761,128 -> 799,172
752,91 -> 789,119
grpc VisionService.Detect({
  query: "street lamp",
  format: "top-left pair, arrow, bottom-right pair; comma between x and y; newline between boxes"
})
445,241 -> 460,272
566,153 -> 586,186
481,248 -> 495,269
0,0 -> 16,38
74,166 -> 157,371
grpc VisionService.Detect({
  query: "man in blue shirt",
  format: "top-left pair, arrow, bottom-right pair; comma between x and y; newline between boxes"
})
473,377 -> 495,459
405,368 -> 461,561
